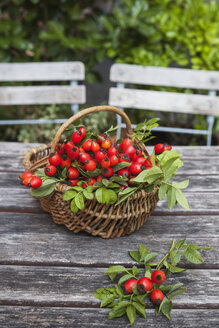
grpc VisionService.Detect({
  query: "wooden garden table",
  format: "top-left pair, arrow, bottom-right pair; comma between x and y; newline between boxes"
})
0,142 -> 218,327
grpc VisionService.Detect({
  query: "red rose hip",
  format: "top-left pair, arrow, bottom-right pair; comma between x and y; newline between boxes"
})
137,277 -> 153,294
29,176 -> 42,189
49,152 -> 61,166
44,165 -> 57,176
124,279 -> 138,294
151,270 -> 166,284
67,167 -> 79,179
150,289 -> 164,305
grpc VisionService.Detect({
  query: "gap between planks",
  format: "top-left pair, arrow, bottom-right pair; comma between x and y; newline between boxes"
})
0,261 -> 218,270
0,300 -> 218,310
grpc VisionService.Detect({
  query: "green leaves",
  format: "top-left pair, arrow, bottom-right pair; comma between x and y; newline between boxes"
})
184,243 -> 204,264
95,187 -> 117,205
133,118 -> 159,144
31,178 -> 56,197
94,239 -> 212,325
175,189 -> 190,210
126,305 -> 136,325
132,166 -> 162,184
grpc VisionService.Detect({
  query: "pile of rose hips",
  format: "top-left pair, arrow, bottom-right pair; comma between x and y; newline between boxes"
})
20,125 -> 171,189
124,270 -> 166,305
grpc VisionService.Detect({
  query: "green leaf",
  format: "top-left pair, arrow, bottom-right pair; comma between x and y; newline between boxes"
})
105,124 -> 119,135
170,250 -> 181,266
115,285 -> 123,297
139,244 -> 149,261
133,302 -> 146,318
132,283 -> 139,295
83,190 -> 94,200
31,179 -> 56,197
61,166 -> 68,179
132,167 -> 162,184
160,298 -> 172,320
172,179 -> 189,189
108,302 -> 128,320
95,187 -> 117,204
162,283 -> 184,294
93,287 -> 115,300
118,274 -> 133,285
144,252 -> 159,264
196,247 -> 213,251
63,190 -> 77,201
175,238 -> 187,250
100,294 -> 115,307
132,265 -> 141,276
167,186 -> 177,209
184,243 -> 204,264
70,198 -> 79,213
168,288 -> 187,300
162,153 -> 181,171
133,295 -> 146,306
75,193 -> 84,210
164,166 -> 179,182
176,189 -> 190,210
144,264 -> 151,278
158,183 -> 168,200
86,186 -> 93,193
115,188 -> 137,205
118,186 -> 138,196
113,162 -> 131,172
35,168 -> 45,177
107,182 -> 121,190
108,273 -> 117,281
105,265 -> 127,274
168,264 -> 186,273
129,251 -> 141,263
126,305 -> 136,325
71,186 -> 83,192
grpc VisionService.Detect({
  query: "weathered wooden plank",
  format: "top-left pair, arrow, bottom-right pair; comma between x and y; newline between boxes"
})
0,85 -> 86,105
0,266 -> 218,307
1,172 -> 219,192
109,88 -> 219,116
0,62 -> 85,81
0,212 -> 217,265
110,64 -> 219,90
0,212 -> 218,236
0,307 -> 218,328
0,188 -> 218,214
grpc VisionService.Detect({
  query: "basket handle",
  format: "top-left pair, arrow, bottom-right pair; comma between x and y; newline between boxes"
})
51,105 -> 134,153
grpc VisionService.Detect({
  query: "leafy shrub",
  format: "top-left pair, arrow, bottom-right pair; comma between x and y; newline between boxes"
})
0,0 -> 219,143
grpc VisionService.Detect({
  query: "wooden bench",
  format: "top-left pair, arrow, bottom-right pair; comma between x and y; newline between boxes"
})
109,64 -> 219,145
0,62 -> 86,125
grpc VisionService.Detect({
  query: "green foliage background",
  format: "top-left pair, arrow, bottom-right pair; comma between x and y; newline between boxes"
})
0,0 -> 219,143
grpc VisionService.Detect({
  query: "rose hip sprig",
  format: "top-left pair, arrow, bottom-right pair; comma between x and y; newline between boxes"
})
94,239 -> 212,324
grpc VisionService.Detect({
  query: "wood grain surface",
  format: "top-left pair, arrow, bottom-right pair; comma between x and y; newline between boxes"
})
109,88 -> 219,115
110,64 -> 219,90
0,143 -> 218,327
0,62 -> 85,81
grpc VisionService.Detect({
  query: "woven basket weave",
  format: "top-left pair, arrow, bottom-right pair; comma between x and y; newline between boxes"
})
23,105 -> 159,238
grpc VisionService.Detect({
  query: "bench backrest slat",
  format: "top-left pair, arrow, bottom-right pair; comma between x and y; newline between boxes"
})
109,88 -> 219,116
0,85 -> 86,105
0,62 -> 85,82
110,64 -> 219,90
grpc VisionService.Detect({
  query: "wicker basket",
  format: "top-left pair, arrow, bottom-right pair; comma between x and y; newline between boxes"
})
23,105 -> 159,238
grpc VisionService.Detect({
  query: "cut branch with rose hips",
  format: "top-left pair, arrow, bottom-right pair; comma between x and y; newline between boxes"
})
20,119 -> 190,211
94,239 -> 212,324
